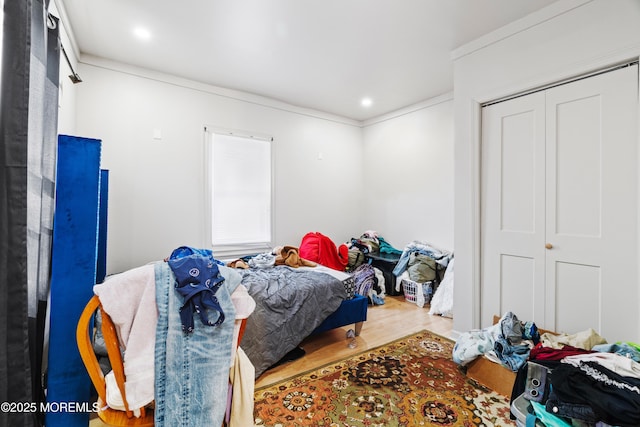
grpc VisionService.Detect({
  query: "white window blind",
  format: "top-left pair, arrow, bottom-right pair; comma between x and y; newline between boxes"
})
206,128 -> 273,255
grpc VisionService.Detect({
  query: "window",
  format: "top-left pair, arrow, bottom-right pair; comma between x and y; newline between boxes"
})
205,128 -> 273,257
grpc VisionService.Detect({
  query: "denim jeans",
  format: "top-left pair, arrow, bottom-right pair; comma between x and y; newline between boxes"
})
154,261 -> 241,426
545,389 -> 599,424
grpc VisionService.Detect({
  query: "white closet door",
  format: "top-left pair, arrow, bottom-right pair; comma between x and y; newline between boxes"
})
481,65 -> 638,342
481,92 -> 546,328
545,66 -> 638,342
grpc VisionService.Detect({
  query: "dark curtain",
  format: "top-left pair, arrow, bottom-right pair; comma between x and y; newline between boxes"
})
0,0 -> 60,426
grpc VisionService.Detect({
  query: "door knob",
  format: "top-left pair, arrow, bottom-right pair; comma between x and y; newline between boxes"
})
545,243 -> 553,249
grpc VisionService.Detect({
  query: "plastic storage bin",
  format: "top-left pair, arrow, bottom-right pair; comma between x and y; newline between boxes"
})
511,394 -> 543,427
511,394 -> 614,427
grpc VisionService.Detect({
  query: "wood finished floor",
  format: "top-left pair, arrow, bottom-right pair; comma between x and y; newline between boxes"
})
90,295 -> 453,425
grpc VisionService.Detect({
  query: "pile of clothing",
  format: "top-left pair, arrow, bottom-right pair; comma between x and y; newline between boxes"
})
351,263 -> 385,305
226,245 -> 317,269
453,311 -> 539,372
428,257 -> 454,317
511,331 -> 640,426
93,246 -> 256,426
392,240 -> 451,293
344,230 -> 402,272
454,311 -> 640,426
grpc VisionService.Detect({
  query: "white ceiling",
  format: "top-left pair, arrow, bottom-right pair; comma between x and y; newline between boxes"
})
57,0 -> 559,121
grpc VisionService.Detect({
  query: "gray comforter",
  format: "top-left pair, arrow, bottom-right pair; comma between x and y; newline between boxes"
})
239,266 -> 347,378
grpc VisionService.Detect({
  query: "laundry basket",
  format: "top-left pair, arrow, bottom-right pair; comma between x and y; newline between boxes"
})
401,279 -> 434,307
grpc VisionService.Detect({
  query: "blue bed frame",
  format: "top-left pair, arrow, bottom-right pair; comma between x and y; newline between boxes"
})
312,293 -> 368,336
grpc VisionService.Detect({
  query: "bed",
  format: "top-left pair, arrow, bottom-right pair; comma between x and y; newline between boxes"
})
236,263 -> 367,378
312,293 -> 367,336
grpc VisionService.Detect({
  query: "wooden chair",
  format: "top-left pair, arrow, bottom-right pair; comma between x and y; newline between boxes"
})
76,295 -> 155,426
77,294 -> 249,426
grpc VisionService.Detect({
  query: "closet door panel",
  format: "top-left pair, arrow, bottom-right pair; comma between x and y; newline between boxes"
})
554,95 -> 601,237
500,254 -> 536,322
501,111 -> 537,232
481,93 -> 546,328
554,261 -> 601,336
544,65 -> 638,342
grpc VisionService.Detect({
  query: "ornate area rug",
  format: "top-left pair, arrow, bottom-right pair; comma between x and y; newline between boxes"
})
254,330 -> 515,426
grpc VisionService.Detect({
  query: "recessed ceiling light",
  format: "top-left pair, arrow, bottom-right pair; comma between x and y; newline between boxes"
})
361,97 -> 373,107
133,27 -> 152,41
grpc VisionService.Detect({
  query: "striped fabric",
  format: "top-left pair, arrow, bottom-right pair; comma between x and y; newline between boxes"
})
0,1 -> 60,425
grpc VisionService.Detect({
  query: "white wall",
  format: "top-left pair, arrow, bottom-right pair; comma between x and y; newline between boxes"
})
50,1 -> 78,135
55,9 -> 458,279
362,95 -> 454,252
453,0 -> 640,335
70,59 -> 458,275
74,59 -> 364,274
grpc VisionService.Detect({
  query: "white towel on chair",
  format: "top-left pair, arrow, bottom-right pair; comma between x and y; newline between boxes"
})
94,263 -> 157,414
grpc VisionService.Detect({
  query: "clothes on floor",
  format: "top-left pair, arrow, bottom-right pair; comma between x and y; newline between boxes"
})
529,344 -> 592,361
453,311 -> 537,372
540,328 -> 607,350
592,342 -> 640,363
548,360 -> 640,426
392,240 -> 451,277
428,257 -> 454,318
510,323 -> 640,426
378,236 -> 402,255
494,336 -> 530,371
561,352 -> 640,378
